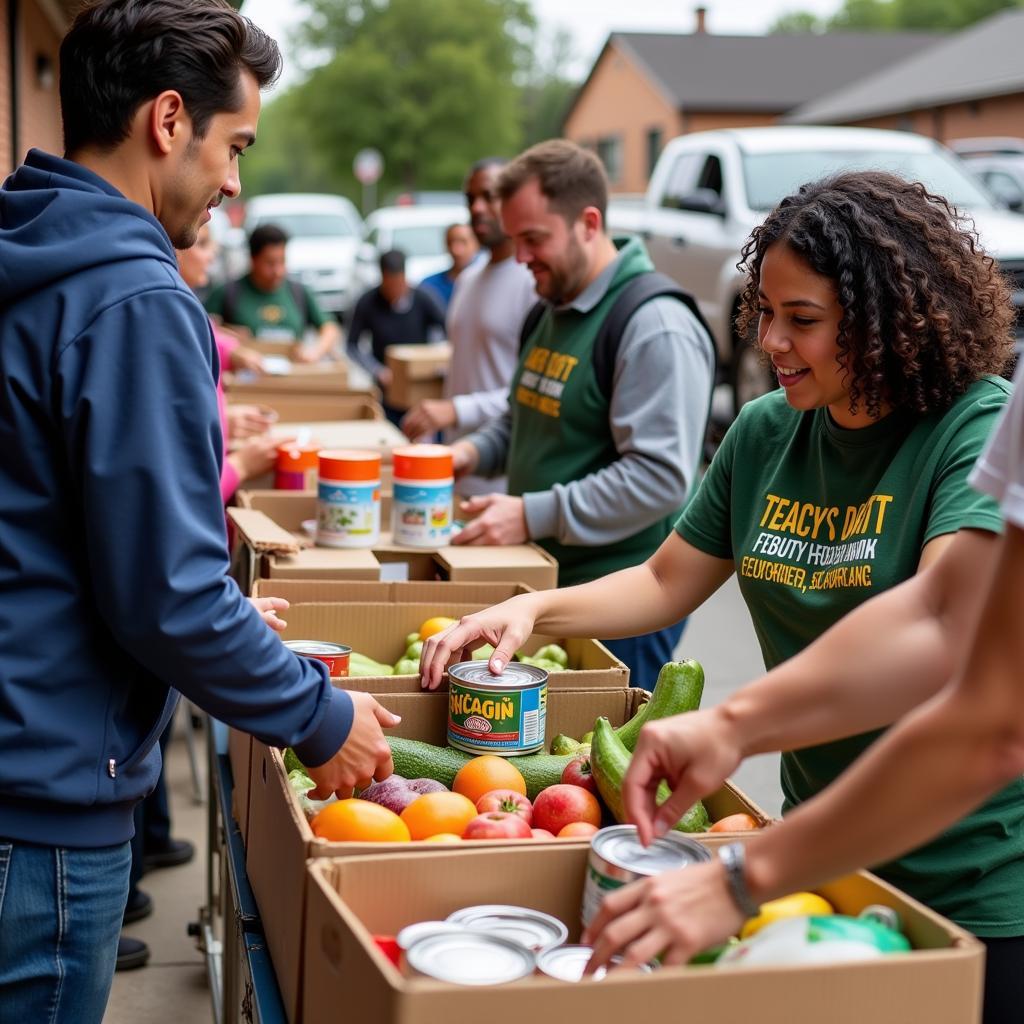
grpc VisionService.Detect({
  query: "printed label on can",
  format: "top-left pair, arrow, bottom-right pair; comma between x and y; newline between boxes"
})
393,482 -> 453,547
317,482 -> 380,547
581,863 -> 626,928
448,682 -> 546,754
275,468 -> 315,491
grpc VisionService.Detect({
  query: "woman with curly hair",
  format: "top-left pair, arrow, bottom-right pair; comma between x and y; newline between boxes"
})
421,171 -> 1020,1017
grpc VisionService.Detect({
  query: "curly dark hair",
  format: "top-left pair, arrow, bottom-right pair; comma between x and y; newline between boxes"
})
737,170 -> 1014,419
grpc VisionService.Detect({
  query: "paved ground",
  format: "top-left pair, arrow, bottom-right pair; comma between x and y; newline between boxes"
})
104,573 -> 774,1022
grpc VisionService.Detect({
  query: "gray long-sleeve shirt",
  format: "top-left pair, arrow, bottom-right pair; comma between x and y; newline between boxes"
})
463,250 -> 715,547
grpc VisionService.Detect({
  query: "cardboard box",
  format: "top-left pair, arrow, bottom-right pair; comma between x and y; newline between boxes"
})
275,602 -> 629,691
251,579 -> 533,606
384,342 -> 452,409
228,502 -> 559,591
227,727 -> 252,841
303,846 -> 983,1024
228,394 -> 384,423
225,359 -> 350,393
269,419 -> 407,457
246,688 -> 771,1022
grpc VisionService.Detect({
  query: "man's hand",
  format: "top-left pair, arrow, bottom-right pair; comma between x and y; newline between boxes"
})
291,343 -> 319,364
451,441 -> 479,479
453,494 -> 527,545
228,433 -> 293,483
230,346 -> 266,375
249,596 -> 289,633
227,404 -> 277,441
582,859 -> 744,972
624,707 -> 744,846
306,692 -> 401,799
401,399 -> 457,441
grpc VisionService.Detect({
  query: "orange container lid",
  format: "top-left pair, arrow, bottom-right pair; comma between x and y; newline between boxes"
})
392,444 -> 454,481
318,449 -> 382,482
275,444 -> 319,472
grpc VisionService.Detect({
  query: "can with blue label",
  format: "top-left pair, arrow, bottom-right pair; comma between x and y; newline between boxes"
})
392,444 -> 453,548
316,450 -> 381,548
447,661 -> 548,755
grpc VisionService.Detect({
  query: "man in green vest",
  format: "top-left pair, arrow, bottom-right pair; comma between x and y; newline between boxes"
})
450,140 -> 716,687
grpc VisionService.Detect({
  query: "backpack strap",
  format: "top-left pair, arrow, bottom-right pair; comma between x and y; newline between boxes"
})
518,299 -> 549,352
592,271 -> 717,400
288,278 -> 310,328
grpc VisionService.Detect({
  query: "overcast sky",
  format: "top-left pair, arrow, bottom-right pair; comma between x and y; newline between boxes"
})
242,0 -> 845,89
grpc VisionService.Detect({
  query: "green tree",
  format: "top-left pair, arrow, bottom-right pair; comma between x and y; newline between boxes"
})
519,26 -> 578,145
770,11 -> 826,32
290,0 -> 534,195
773,0 -> 1022,32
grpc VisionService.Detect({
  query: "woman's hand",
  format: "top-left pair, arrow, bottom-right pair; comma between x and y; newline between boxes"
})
418,596 -> 539,690
227,404 -> 276,441
230,345 -> 265,374
228,434 -> 293,483
249,596 -> 289,633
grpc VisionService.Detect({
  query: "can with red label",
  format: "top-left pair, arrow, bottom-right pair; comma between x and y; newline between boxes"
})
283,639 -> 351,677
275,443 -> 319,490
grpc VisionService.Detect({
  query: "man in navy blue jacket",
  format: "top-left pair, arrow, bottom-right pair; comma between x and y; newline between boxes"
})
0,2 -> 399,1019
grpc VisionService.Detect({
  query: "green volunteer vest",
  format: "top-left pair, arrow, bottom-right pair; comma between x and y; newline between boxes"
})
506,239 -> 682,587
678,377 -> 1024,936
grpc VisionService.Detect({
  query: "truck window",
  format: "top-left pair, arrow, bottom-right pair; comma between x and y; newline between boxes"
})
696,155 -> 724,200
660,152 -> 703,210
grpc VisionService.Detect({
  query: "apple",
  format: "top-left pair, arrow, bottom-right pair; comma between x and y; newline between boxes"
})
531,828 -> 556,840
558,821 -> 599,839
561,755 -> 598,795
462,811 -> 532,841
532,784 -> 602,834
476,788 -> 533,823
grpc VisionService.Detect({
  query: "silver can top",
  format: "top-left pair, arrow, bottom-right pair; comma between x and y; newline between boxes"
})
396,921 -> 464,951
446,904 -> 569,952
283,640 -> 351,656
536,944 -> 655,982
592,824 -> 712,876
448,661 -> 548,692
405,929 -> 536,985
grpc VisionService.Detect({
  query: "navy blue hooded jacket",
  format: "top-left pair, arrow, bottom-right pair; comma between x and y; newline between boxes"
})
0,151 -> 353,847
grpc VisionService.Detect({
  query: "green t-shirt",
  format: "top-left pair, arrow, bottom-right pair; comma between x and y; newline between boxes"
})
205,275 -> 327,339
678,376 -> 1024,936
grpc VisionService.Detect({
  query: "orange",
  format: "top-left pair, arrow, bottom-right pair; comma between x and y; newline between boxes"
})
422,832 -> 463,844
311,799 -> 411,843
453,755 -> 527,805
557,822 -> 599,839
419,616 -> 457,640
708,813 -> 759,833
400,792 -> 478,840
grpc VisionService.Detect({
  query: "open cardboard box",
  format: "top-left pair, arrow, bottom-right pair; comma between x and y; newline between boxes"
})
246,688 -> 772,1022
227,727 -> 252,843
269,419 -> 408,457
224,359 -> 350,394
252,578 -> 533,605
275,601 -> 628,692
227,393 -> 383,423
384,342 -> 452,409
303,845 -> 983,1024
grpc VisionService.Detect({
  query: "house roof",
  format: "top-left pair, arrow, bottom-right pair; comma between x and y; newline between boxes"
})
787,9 -> 1024,124
565,30 -> 941,124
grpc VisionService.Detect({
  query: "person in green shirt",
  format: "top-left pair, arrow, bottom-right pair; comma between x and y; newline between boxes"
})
205,223 -> 341,362
420,171 -> 1020,1021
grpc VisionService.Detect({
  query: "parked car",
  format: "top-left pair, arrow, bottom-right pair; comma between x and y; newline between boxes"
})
609,126 -> 1024,413
352,204 -> 469,297
947,140 -> 1024,212
243,193 -> 364,317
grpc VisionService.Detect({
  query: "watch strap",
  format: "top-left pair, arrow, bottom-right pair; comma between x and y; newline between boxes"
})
717,842 -> 761,919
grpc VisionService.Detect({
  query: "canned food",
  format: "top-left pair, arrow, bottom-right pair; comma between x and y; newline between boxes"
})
405,929 -> 536,985
396,921 -> 465,952
283,640 -> 351,678
447,661 -> 548,755
317,449 -> 382,549
536,944 -> 655,982
274,443 -> 319,491
581,825 -> 711,928
446,905 -> 568,953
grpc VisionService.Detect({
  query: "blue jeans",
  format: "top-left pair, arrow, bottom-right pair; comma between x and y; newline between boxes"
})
601,619 -> 687,691
0,839 -> 131,1024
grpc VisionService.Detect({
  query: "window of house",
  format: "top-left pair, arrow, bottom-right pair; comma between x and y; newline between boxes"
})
647,128 -> 663,179
597,135 -> 623,185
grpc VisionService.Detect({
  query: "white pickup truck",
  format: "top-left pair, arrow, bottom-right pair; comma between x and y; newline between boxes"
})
609,126 -> 1024,413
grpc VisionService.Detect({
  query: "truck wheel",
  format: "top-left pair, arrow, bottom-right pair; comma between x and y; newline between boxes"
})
729,335 -> 776,416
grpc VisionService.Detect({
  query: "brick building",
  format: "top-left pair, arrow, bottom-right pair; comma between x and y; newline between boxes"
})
1,0 -> 75,176
562,8 -> 938,194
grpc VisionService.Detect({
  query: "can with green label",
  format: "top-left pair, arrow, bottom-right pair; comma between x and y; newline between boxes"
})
447,661 -> 548,755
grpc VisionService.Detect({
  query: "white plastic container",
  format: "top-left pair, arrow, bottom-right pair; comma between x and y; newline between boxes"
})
391,444 -> 454,548
316,449 -> 382,548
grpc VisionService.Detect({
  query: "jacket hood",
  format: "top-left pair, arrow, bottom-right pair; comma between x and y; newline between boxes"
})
0,149 -> 178,305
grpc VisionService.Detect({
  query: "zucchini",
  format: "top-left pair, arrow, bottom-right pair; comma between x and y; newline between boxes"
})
615,659 -> 705,752
590,717 -> 708,833
387,737 -> 576,798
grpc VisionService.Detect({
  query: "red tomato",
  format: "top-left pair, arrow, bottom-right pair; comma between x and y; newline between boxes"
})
532,784 -> 601,835
462,811 -> 533,841
560,755 -> 598,795
475,788 -> 533,824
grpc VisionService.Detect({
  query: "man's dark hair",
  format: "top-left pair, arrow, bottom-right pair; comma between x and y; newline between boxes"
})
249,224 -> 288,258
380,250 -> 406,275
60,0 -> 282,155
467,156 -> 507,177
497,140 -> 608,225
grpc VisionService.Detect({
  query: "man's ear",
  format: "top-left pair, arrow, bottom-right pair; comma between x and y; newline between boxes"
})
149,90 -> 189,156
580,205 -> 603,240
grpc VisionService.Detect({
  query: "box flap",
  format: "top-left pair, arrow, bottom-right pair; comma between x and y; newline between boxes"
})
227,508 -> 302,555
437,544 -> 557,570
270,419 -> 406,455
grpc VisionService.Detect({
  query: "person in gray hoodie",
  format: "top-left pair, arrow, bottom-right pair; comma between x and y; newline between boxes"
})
0,3 -> 398,1020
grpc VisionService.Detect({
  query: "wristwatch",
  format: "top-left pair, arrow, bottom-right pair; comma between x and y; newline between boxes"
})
717,842 -> 761,919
